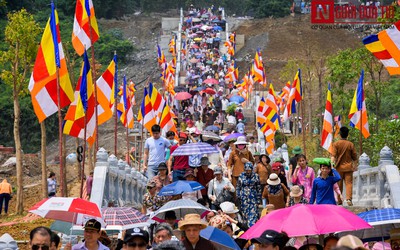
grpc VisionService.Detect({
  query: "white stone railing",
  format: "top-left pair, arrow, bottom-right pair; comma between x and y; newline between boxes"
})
90,148 -> 148,209
353,146 -> 400,208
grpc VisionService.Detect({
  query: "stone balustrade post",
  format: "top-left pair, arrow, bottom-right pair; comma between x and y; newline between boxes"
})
90,148 -> 109,208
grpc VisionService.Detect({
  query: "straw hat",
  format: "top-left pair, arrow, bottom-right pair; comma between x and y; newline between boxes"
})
267,173 -> 281,186
234,136 -> 248,145
220,201 -> 239,214
178,214 -> 207,230
290,185 -> 303,198
337,235 -> 369,250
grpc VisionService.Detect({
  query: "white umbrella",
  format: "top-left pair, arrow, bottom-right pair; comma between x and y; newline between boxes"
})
151,199 -> 210,223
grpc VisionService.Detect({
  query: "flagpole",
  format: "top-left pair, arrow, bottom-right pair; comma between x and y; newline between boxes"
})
114,51 -> 118,156
80,113 -> 88,198
88,13 -> 99,152
56,68 -> 65,197
300,101 -> 307,156
359,84 -> 363,156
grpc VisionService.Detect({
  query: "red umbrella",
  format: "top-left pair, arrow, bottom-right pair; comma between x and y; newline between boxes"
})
191,44 -> 200,49
175,92 -> 192,100
203,88 -> 216,95
29,197 -> 102,223
203,78 -> 218,85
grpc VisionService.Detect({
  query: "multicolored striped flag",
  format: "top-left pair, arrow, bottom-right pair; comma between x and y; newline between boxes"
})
282,69 -> 302,121
363,21 -> 400,75
28,3 -> 74,123
256,97 -> 267,128
137,88 -> 157,133
96,55 -> 117,125
149,82 -> 166,123
63,51 -> 96,146
253,49 -> 267,87
168,36 -> 176,56
159,103 -> 177,137
260,84 -> 280,154
321,83 -> 334,154
157,44 -> 166,68
117,76 -> 133,128
349,70 -> 370,138
72,0 -> 99,55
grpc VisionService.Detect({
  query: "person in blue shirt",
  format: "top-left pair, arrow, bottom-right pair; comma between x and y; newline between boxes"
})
309,158 -> 341,205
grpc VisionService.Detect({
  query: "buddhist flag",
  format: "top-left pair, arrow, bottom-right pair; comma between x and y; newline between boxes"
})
149,82 -> 166,122
349,70 -> 370,138
253,49 -> 267,87
117,76 -> 133,128
157,44 -> 166,68
321,83 -> 334,154
282,69 -> 302,121
96,55 -> 117,125
72,0 -> 99,55
363,20 -> 400,75
63,51 -> 96,146
159,103 -> 177,137
137,88 -> 156,132
257,97 -> 267,129
28,3 -> 74,123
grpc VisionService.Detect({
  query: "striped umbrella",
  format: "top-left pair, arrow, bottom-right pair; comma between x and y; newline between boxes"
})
171,142 -> 219,156
102,207 -> 149,230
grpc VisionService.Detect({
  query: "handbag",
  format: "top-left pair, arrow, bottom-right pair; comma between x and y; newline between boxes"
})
216,188 -> 235,205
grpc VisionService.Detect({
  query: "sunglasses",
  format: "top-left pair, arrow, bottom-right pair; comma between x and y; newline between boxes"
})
32,245 -> 50,250
127,242 -> 147,248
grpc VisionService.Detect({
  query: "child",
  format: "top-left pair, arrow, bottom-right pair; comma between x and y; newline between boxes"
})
291,154 -> 315,202
309,158 -> 341,204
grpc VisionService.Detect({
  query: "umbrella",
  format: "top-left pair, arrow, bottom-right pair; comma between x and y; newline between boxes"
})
206,60 -> 213,65
196,30 -> 204,34
174,86 -> 187,92
203,88 -> 216,95
213,26 -> 223,31
192,17 -> 201,22
50,221 -> 120,236
190,45 -> 200,50
201,226 -> 241,250
214,37 -> 221,42
190,57 -> 199,63
229,95 -> 245,103
201,14 -> 209,19
171,142 -> 219,156
175,92 -> 192,101
193,37 -> 202,42
191,75 -> 200,79
205,125 -> 220,132
201,25 -> 210,30
343,208 -> 400,241
240,204 -> 372,239
29,197 -> 102,223
223,133 -> 244,142
151,199 -> 210,223
212,19 -> 221,23
200,131 -> 222,142
203,78 -> 219,85
102,207 -> 149,230
194,86 -> 205,91
158,180 -> 204,196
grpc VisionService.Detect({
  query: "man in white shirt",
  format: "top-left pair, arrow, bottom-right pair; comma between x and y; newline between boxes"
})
208,167 -> 235,210
143,125 -> 171,179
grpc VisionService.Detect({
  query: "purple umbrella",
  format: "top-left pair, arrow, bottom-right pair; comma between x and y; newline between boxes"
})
223,133 -> 244,142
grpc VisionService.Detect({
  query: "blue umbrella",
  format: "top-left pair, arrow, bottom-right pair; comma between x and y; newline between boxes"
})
158,180 -> 204,196
194,86 -> 205,91
223,133 -> 244,142
228,101 -> 239,106
205,125 -> 220,132
201,226 -> 241,250
213,37 -> 221,42
229,95 -> 245,103
171,142 -> 219,156
213,26 -> 223,31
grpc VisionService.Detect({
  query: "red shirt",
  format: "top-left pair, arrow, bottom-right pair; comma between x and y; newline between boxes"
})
170,144 -> 189,171
196,167 -> 214,195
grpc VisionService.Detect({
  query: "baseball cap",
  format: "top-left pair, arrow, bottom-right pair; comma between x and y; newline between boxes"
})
124,227 -> 149,243
251,230 -> 288,247
272,162 -> 282,170
84,219 -> 101,231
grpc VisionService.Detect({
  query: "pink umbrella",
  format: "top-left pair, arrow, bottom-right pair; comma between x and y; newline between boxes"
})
175,92 -> 192,100
240,204 -> 372,239
203,78 -> 218,85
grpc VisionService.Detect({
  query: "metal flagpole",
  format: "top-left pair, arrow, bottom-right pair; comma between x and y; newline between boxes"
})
114,51 -> 118,156
56,68 -> 65,197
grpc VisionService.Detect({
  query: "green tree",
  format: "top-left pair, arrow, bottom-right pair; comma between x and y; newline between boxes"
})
0,9 -> 41,214
248,0 -> 291,18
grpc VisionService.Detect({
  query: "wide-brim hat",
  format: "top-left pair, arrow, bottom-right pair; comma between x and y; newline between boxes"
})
178,214 -> 207,230
292,146 -> 303,155
220,201 -> 239,214
267,173 -> 281,185
313,158 -> 331,167
290,185 -> 303,197
234,136 -> 248,145
200,156 -> 211,166
337,235 -> 369,250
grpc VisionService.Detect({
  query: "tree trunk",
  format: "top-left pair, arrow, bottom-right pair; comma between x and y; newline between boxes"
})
13,95 -> 23,214
41,121 -> 47,199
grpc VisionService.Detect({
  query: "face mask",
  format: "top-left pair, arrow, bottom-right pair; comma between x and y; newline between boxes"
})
169,139 -> 175,145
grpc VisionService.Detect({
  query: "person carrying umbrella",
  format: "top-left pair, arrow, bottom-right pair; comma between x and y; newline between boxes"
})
178,214 -> 217,250
168,132 -> 190,182
309,158 -> 341,205
196,156 -> 214,205
142,180 -> 168,215
182,169 -> 203,203
227,136 -> 255,187
251,230 -> 290,250
151,163 -> 172,192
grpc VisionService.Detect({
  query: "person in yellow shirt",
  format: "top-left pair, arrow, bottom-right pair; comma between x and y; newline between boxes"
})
0,178 -> 12,215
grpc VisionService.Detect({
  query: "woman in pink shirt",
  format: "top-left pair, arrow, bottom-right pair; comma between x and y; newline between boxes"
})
291,154 -> 315,202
